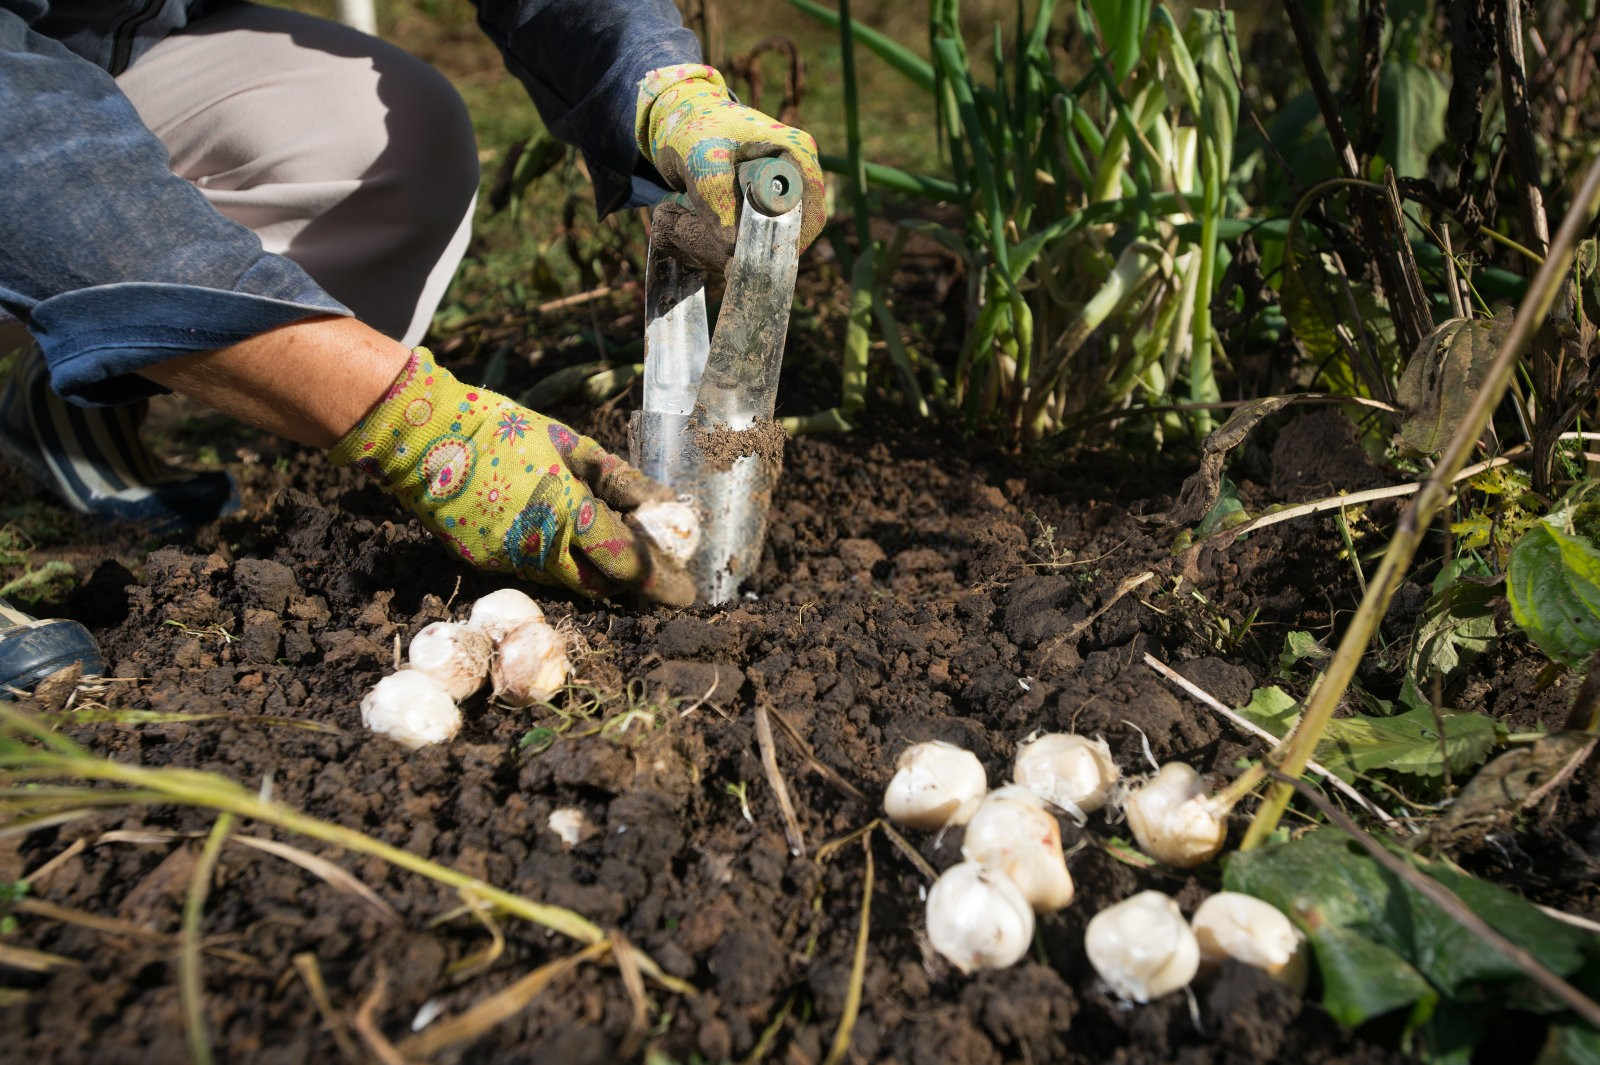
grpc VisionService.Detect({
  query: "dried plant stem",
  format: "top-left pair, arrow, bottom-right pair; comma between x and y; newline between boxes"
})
182,812 -> 234,1065
822,832 -> 873,1065
755,703 -> 807,857
1242,152 -> 1600,849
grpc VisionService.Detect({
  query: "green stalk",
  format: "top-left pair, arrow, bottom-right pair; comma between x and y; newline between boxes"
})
838,0 -> 871,251
1241,152 -> 1600,848
816,155 -> 961,201
785,0 -> 936,92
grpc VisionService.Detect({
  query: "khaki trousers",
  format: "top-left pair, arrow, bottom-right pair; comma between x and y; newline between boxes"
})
5,1 -> 479,352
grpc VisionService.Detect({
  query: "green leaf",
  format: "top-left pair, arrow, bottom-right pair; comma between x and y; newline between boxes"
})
1317,705 -> 1498,781
1507,522 -> 1600,667
1539,1024 -> 1600,1065
1280,630 -> 1330,672
1378,61 -> 1447,181
1235,689 -> 1497,781
1225,830 -> 1595,1029
1408,563 -> 1500,682
1241,684 -> 1299,733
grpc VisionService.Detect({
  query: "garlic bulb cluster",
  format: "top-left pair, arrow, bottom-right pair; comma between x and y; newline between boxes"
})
359,587 -> 570,749
883,740 -> 987,830
1085,891 -> 1200,1002
1122,762 -> 1228,868
1013,733 -> 1119,818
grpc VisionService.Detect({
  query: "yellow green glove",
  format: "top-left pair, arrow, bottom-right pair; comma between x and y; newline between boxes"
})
332,349 -> 695,607
635,63 -> 825,271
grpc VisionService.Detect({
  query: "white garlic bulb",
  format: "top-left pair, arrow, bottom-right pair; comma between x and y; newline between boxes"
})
407,621 -> 492,701
1191,892 -> 1307,992
1085,890 -> 1200,1002
467,588 -> 545,644
925,861 -> 1036,973
491,619 -> 571,707
882,740 -> 987,830
959,785 -> 1075,912
1013,732 -> 1119,817
1122,762 -> 1227,867
360,670 -> 461,749
632,498 -> 702,565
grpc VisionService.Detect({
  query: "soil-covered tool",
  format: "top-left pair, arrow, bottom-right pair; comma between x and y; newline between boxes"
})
0,597 -> 103,691
631,158 -> 803,605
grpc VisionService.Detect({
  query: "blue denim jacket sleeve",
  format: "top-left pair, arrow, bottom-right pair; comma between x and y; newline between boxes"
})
0,8 -> 351,406
468,0 -> 701,214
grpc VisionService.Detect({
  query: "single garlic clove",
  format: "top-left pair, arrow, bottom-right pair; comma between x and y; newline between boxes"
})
1122,762 -> 1227,867
1085,890 -> 1200,1002
632,497 -> 702,565
883,740 -> 987,830
1013,732 -> 1120,816
407,621 -> 492,701
959,785 -> 1075,912
491,619 -> 571,707
360,670 -> 462,750
547,807 -> 596,849
1191,892 -> 1308,993
926,860 -> 1036,973
467,588 -> 545,645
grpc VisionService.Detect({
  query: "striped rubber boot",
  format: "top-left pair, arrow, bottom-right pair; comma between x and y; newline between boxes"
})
0,346 -> 238,531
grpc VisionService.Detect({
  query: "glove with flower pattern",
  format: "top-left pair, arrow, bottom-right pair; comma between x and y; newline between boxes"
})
332,349 -> 694,606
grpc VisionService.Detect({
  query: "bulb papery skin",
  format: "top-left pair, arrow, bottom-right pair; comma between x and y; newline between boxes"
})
548,807 -> 596,848
1014,733 -> 1119,815
407,622 -> 492,701
883,740 -> 987,830
1191,892 -> 1308,992
1085,890 -> 1200,1002
1123,762 -> 1227,867
633,498 -> 702,565
360,670 -> 462,750
925,861 -> 1036,973
467,589 -> 545,645
491,619 -> 571,707
959,785 -> 1075,912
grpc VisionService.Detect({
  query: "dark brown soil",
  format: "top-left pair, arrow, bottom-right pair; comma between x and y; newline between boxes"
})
0,355 -> 1593,1064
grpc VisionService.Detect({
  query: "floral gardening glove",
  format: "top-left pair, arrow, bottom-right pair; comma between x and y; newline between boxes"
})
636,63 -> 825,272
331,349 -> 696,607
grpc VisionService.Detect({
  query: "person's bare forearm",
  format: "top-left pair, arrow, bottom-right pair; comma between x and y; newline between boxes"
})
138,317 -> 411,448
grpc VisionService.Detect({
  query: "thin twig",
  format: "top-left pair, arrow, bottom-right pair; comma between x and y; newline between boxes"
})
352,963 -> 412,1065
755,703 -> 807,857
1142,653 -> 1404,832
182,812 -> 234,1065
1271,771 -> 1600,1029
292,953 -> 362,1064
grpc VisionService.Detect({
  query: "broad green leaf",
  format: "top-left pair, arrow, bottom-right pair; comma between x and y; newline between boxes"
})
1194,476 -> 1247,536
1378,61 -> 1447,181
1235,691 -> 1496,781
1317,706 -> 1497,781
1225,830 -> 1595,1029
1396,318 -> 1503,456
1507,522 -> 1600,667
1407,563 -> 1500,682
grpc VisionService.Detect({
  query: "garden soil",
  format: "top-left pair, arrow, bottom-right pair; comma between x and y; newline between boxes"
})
1,340 -> 1595,1064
